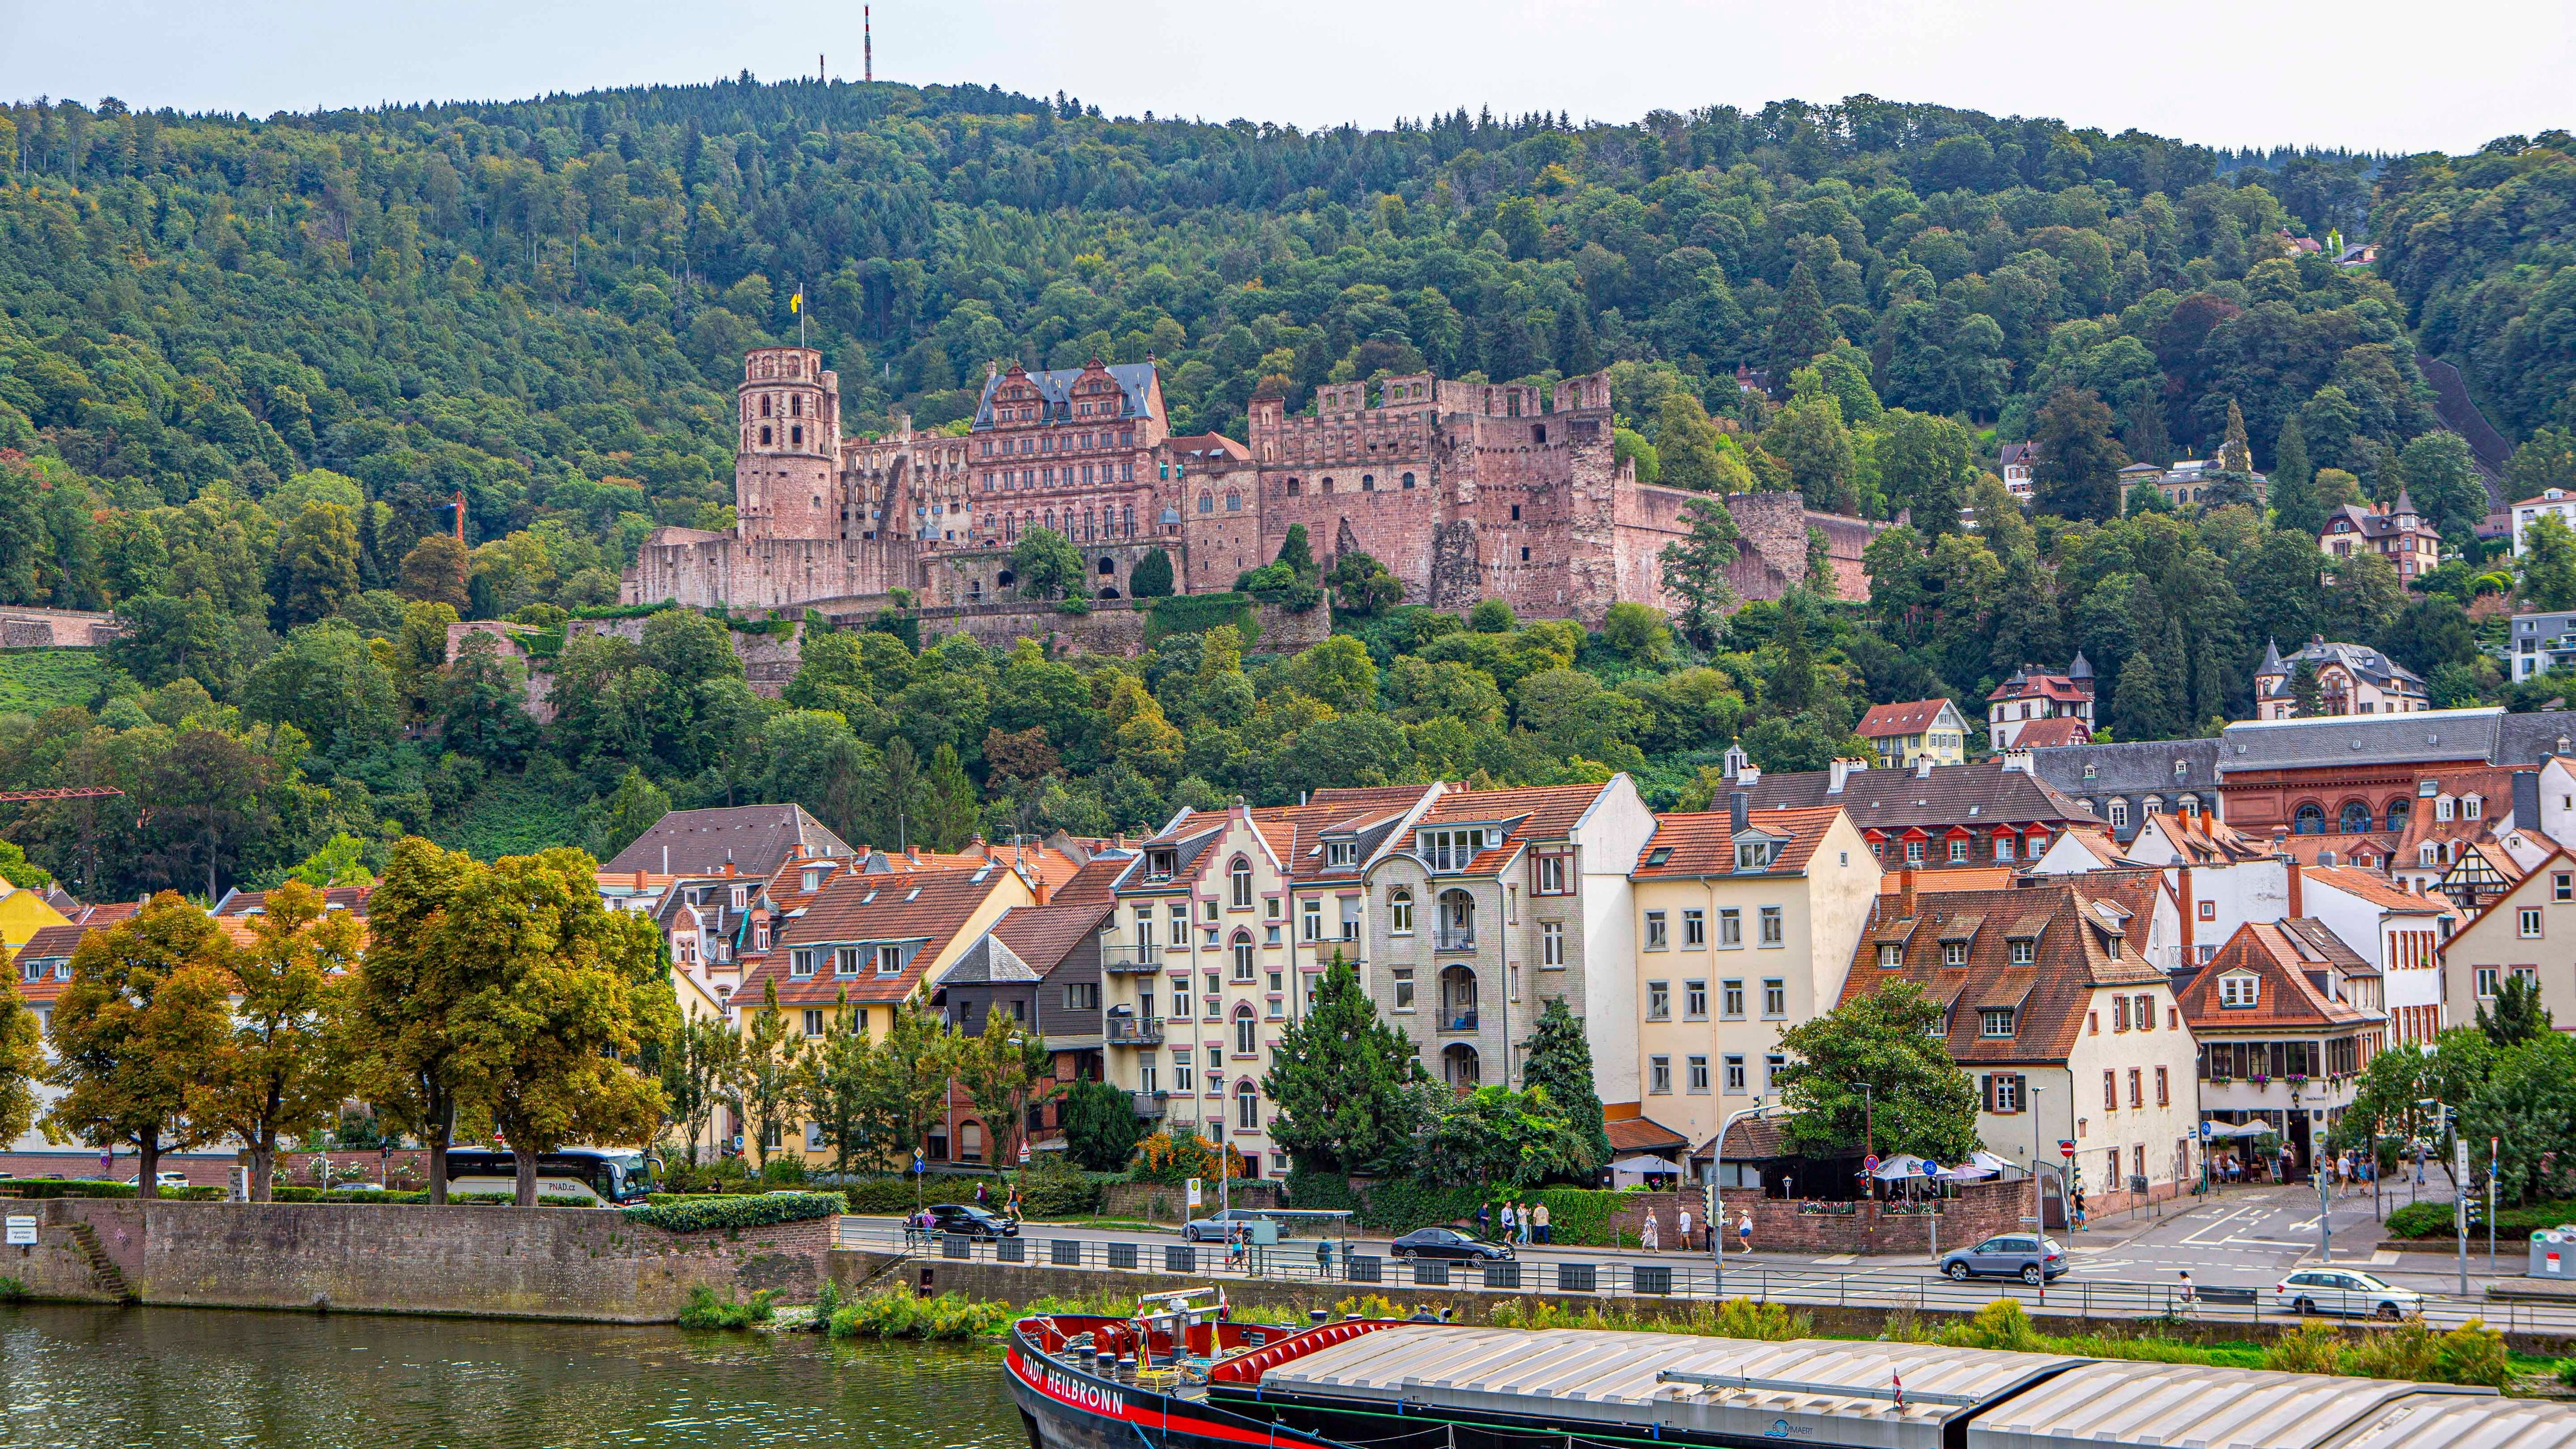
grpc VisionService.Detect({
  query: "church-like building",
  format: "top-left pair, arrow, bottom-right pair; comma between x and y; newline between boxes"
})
622,346 -> 1879,623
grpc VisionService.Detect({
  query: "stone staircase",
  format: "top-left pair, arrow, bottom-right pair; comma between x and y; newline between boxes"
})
63,1220 -> 139,1304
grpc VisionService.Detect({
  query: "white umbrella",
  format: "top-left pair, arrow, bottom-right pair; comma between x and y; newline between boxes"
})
1969,1150 -> 2015,1173
1935,1164 -> 1996,1182
1610,1153 -> 1684,1175
1870,1153 -> 1927,1181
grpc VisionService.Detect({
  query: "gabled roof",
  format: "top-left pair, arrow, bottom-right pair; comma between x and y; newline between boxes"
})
2320,500 -> 2438,541
2302,865 -> 2450,916
1841,880 -> 2164,1064
2010,718 -> 2094,748
1606,1116 -> 1691,1154
1741,759 -> 2098,832
1632,806 -> 1848,879
974,361 -> 1159,429
212,884 -> 374,917
939,932 -> 1039,987
1988,672 -> 2094,704
989,857 -> 1128,975
2138,811 -> 2270,866
2253,638 -> 2424,693
2178,920 -> 2383,1032
749,864 -> 1020,1007
1406,781 -> 1617,877
1255,785 -> 1443,886
603,805 -> 853,879
1856,700 -> 1962,739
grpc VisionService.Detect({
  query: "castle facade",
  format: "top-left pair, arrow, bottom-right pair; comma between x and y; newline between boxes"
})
622,348 -> 1877,624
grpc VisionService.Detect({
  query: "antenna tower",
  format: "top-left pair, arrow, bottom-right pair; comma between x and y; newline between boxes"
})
865,7 -> 874,83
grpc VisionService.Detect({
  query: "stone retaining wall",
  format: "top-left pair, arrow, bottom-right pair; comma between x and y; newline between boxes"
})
5,1199 -> 830,1322
1099,1180 -> 1280,1225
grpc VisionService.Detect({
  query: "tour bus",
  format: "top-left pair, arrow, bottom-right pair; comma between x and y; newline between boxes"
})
440,1147 -> 657,1205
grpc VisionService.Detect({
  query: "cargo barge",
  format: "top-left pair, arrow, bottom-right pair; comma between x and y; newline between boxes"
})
1004,1289 -> 2576,1449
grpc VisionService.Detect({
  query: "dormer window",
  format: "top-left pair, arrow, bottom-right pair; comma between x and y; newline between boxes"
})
802,867 -> 824,893
2218,972 -> 2259,1008
875,945 -> 904,975
1943,941 -> 1968,966
1979,1008 -> 2016,1038
790,949 -> 817,979
1734,840 -> 1774,872
2008,937 -> 2036,965
1879,943 -> 1903,968
835,947 -> 860,977
1147,850 -> 1178,881
1421,829 -> 1489,872
1326,840 -> 1356,867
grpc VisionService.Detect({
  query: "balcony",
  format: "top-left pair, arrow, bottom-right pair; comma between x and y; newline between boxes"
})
1437,1010 -> 1480,1034
1100,943 -> 1162,973
1433,928 -> 1477,953
1106,1015 -> 1165,1046
1131,1091 -> 1168,1120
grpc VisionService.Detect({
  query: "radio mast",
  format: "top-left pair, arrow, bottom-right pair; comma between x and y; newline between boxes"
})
865,7 -> 874,82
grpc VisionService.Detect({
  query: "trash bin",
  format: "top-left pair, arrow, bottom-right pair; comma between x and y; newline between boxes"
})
2528,1228 -> 2576,1278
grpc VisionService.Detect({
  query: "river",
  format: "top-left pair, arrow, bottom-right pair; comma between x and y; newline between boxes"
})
0,1304 -> 1022,1447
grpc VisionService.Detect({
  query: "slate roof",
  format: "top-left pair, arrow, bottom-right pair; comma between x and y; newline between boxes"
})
2178,920 -> 2383,1032
1856,700 -> 1962,739
2215,708 -> 2501,773
1988,671 -> 2093,704
2495,711 -> 2576,765
2011,718 -> 2093,748
1740,759 -> 2097,832
1632,806 -> 1846,879
2321,497 -> 2436,541
212,884 -> 374,917
939,932 -> 1040,987
2030,738 -> 2223,795
603,805 -> 853,879
973,362 -> 1159,429
2253,638 -> 2424,693
1841,880 -> 2165,1066
990,858 -> 1129,974
748,864 -> 1018,1008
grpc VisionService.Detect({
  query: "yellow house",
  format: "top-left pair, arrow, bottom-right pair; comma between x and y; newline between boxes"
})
1856,700 -> 1971,769
0,882 -> 72,961
1629,799 -> 1881,1169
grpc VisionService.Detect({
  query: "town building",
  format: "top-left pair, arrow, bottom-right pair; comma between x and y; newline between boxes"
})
2510,487 -> 2576,557
1839,875 -> 2199,1215
2511,609 -> 2576,681
1627,800 -> 1880,1153
1362,778 -> 1657,1113
2031,738 -> 2222,842
622,346 -> 1884,629
977,854 -> 1130,1149
1856,699 -> 1971,770
1997,442 -> 2036,500
1986,657 -> 2095,750
2439,847 -> 2576,1039
2180,919 -> 2386,1179
2319,492 -> 2440,582
1729,752 -> 2100,872
2301,865 -> 2455,1046
2250,637 -> 2428,719
601,803 -> 853,880
2122,458 -> 2266,513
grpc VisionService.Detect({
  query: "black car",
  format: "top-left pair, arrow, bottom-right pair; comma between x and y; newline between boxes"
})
926,1202 -> 1019,1237
1389,1227 -> 1512,1262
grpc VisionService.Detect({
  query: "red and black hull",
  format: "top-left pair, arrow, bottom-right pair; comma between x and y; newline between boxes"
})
1005,1333 -> 1353,1449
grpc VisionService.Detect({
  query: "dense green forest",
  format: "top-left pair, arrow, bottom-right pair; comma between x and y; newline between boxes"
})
1,79 -> 2572,902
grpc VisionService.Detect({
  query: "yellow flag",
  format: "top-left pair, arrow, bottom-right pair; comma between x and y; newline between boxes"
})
790,289 -> 803,314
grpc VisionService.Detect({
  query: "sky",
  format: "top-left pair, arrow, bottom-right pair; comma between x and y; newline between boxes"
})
1,0 -> 2566,157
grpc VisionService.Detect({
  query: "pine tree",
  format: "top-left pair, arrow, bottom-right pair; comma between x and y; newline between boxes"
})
1519,997 -> 1611,1170
1275,523 -> 1315,577
2218,398 -> 2255,474
2270,414 -> 2321,534
1259,955 -> 1429,1176
920,743 -> 980,850
1656,493 -> 1740,646
1128,547 -> 1174,599
2120,394 -> 2174,470
2288,659 -> 2324,719
1768,595 -> 1818,715
1766,258 -> 1840,384
2112,646 -> 2170,741
2275,413 -> 2312,489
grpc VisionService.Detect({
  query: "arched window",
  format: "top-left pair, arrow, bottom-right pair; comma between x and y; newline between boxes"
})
2143,795 -> 2163,816
1361,474 -> 1376,492
1230,856 -> 1252,908
1235,1080 -> 1259,1129
1099,556 -> 1118,575
1437,889 -> 1475,949
1233,1005 -> 1256,1057
1225,489 -> 1242,513
2340,802 -> 2373,834
1287,478 -> 1301,496
1441,1043 -> 1481,1091
2294,803 -> 2326,834
1438,965 -> 1478,1031
1198,490 -> 1214,514
1321,476 -> 1336,493
959,1121 -> 984,1163
2386,799 -> 2412,832
1401,472 -> 1416,489
1232,930 -> 1255,981
1388,888 -> 1414,934
759,425 -> 773,445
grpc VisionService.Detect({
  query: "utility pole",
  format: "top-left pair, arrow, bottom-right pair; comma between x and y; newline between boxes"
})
2489,1137 -> 2499,1272
2317,1153 -> 2330,1263
1711,1099 -> 1767,1303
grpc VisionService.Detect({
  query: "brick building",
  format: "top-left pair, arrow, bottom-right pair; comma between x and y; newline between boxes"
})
625,348 -> 1880,626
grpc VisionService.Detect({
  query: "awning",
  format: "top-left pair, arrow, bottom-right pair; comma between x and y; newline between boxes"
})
1610,1154 -> 1683,1175
2204,1120 -> 2273,1138
1870,1153 -> 1930,1181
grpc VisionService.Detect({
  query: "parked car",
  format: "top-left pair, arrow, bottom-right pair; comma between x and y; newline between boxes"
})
924,1202 -> 1019,1238
1182,1209 -> 1273,1243
2270,1269 -> 2420,1320
1389,1227 -> 1513,1262
1939,1234 -> 2066,1284
123,1172 -> 193,1189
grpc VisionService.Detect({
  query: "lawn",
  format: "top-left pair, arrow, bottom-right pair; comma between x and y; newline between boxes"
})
0,649 -> 115,715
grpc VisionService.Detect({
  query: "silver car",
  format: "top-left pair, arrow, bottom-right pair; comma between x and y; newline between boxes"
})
1939,1234 -> 2067,1284
2270,1269 -> 2421,1320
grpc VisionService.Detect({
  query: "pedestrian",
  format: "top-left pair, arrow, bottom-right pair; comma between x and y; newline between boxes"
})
1677,1204 -> 1694,1254
1006,1185 -> 1023,1222
2071,1188 -> 2087,1232
974,1180 -> 989,1207
1316,1235 -> 1334,1279
1642,1208 -> 1660,1253
1476,1202 -> 1491,1240
2178,1270 -> 2195,1304
1499,1203 -> 1516,1245
1532,1201 -> 1551,1245
1736,1209 -> 1754,1255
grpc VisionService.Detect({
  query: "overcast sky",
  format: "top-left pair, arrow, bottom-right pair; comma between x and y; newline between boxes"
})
2,0 -> 2564,157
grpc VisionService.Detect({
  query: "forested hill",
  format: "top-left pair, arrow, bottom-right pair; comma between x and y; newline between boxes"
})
0,79 -> 2572,904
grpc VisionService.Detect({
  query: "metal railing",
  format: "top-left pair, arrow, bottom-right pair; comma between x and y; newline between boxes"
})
1130,1091 -> 1168,1120
1100,944 -> 1162,973
1105,1016 -> 1164,1045
1433,928 -> 1476,952
832,1219 -> 2576,1339
1436,1011 -> 1480,1033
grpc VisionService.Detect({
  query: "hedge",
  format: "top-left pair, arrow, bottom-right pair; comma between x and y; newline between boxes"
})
1145,592 -> 1259,647
837,1176 -> 995,1214
2386,1197 -> 2576,1241
624,1192 -> 842,1233
1307,1176 -> 1645,1246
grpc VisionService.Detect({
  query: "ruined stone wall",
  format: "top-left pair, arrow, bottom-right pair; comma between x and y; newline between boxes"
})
626,532 -> 921,611
566,617 -> 807,698
1179,453 -> 1266,593
903,599 -> 1327,658
928,537 -> 1187,607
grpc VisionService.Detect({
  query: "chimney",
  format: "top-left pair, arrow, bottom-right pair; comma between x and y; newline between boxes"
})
1999,747 -> 2033,775
1033,874 -> 1050,907
1897,866 -> 1918,920
2285,858 -> 2304,919
1738,762 -> 1760,788
1828,757 -> 1865,794
1728,791 -> 1749,832
2516,771 -> 2543,832
1916,754 -> 1936,779
2176,862 -> 2195,964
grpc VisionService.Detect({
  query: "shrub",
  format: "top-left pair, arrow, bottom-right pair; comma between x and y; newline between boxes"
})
2262,1322 -> 2348,1375
624,1192 -> 841,1233
811,1276 -> 841,1328
0,1274 -> 25,1302
1016,1159 -> 1106,1220
677,1286 -> 776,1329
2433,1319 -> 2514,1388
2344,1321 -> 2440,1382
828,1290 -> 1014,1340
1942,1299 -> 2045,1353
758,1156 -> 810,1187
2555,1357 -> 2576,1389
837,1175 -> 993,1214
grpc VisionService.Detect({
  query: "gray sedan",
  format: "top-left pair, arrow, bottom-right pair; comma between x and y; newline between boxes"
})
1939,1234 -> 2067,1284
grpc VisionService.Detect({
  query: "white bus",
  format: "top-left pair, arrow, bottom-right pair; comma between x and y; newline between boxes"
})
440,1147 -> 657,1204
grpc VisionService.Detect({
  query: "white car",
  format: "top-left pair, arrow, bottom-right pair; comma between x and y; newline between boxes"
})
2270,1269 -> 2421,1320
123,1172 -> 193,1189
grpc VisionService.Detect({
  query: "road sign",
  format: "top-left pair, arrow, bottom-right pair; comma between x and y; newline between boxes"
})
1861,1154 -> 1880,1174
4,1216 -> 34,1246
1920,1158 -> 1939,1178
2058,1140 -> 2076,1157
1185,1177 -> 1204,1208
1017,1142 -> 1031,1165
909,1151 -> 925,1177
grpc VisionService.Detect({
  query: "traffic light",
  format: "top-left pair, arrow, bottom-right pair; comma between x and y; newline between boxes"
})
2465,1190 -> 2484,1227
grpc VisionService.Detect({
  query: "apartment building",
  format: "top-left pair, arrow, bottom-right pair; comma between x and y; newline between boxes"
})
1856,699 -> 1971,770
2181,919 -> 2387,1178
2301,865 -> 2455,1046
1363,777 -> 1657,1110
2440,848 -> 2576,1036
1627,799 -> 1879,1153
1840,876 -> 2199,1214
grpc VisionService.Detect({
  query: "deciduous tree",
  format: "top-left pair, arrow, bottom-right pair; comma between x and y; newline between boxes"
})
189,880 -> 360,1200
43,893 -> 234,1198
1775,980 -> 1980,1165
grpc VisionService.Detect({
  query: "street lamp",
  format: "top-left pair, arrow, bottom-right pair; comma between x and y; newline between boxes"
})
1712,1097 -> 1769,1302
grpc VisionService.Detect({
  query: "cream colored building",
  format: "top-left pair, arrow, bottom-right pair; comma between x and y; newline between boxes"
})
2440,848 -> 2576,1035
1628,799 -> 1880,1160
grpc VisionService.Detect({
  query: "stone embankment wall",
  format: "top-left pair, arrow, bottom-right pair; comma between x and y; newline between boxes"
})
1099,1180 -> 1281,1224
882,599 -> 1329,658
7,1199 -> 829,1322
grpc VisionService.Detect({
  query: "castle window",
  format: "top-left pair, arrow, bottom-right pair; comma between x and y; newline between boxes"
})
1401,473 -> 1414,488
1362,474 -> 1376,491
790,425 -> 803,446
760,396 -> 773,417
1123,505 -> 1135,536
1322,477 -> 1336,493
790,396 -> 802,417
1226,490 -> 1242,512
1199,490 -> 1214,514
1512,505 -> 1521,521
1533,424 -> 1547,445
1287,478 -> 1301,496
759,426 -> 772,445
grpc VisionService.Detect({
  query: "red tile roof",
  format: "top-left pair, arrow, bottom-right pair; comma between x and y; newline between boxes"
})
1606,1116 -> 1691,1154
1856,700 -> 1959,738
1843,880 -> 2164,1064
1633,806 -> 1848,879
2304,865 -> 2450,915
1989,674 -> 2092,704
2178,921 -> 2383,1032
991,857 -> 1129,973
1413,782 -> 1613,877
747,864 -> 1023,1007
2010,718 -> 2094,748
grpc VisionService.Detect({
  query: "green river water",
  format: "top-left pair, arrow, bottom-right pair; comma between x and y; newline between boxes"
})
0,1304 -> 1022,1447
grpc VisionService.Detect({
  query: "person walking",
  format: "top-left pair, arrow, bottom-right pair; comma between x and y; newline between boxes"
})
1677,1204 -> 1694,1254
1641,1208 -> 1660,1253
1736,1209 -> 1754,1255
1532,1201 -> 1551,1245
1476,1202 -> 1492,1240
1499,1203 -> 1517,1245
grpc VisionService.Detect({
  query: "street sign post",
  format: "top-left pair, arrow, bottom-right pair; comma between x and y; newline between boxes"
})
1185,1177 -> 1203,1209
2058,1140 -> 2076,1157
2455,1136 -> 2470,1295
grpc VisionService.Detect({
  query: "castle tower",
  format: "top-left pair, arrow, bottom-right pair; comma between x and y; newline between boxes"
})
735,346 -> 840,540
